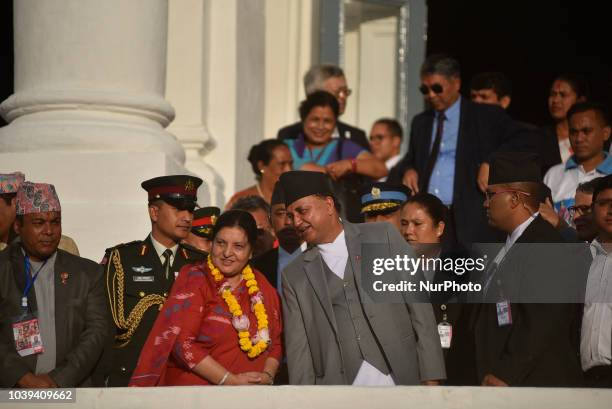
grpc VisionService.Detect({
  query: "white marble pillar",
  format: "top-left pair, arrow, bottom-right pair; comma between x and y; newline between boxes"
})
0,0 -> 187,260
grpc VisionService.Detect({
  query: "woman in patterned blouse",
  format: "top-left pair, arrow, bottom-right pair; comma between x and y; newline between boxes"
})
130,210 -> 282,386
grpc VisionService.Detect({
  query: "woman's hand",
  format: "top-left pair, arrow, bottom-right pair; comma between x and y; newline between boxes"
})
300,162 -> 327,173
325,160 -> 352,181
242,371 -> 274,385
226,372 -> 262,385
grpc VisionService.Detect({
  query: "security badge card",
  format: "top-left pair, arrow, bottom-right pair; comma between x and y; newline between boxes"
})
12,310 -> 44,357
496,300 -> 512,326
437,322 -> 452,349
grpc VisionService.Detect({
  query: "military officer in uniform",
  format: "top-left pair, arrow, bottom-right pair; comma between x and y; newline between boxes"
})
183,206 -> 220,253
100,175 -> 207,386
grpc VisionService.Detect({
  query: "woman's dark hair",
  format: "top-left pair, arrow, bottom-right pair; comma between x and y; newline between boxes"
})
402,193 -> 447,226
247,139 -> 288,178
553,73 -> 590,99
212,210 -> 258,248
298,90 -> 340,122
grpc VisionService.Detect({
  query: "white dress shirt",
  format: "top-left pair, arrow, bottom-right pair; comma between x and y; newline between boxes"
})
581,239 -> 612,371
378,154 -> 402,182
317,230 -> 349,280
150,234 -> 178,265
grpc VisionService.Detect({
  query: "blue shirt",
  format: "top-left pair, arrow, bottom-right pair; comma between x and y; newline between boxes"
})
285,134 -> 365,170
427,97 -> 461,205
277,244 -> 305,294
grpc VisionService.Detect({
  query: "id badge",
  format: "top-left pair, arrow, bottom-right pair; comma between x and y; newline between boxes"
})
496,300 -> 512,327
437,322 -> 452,349
12,314 -> 44,357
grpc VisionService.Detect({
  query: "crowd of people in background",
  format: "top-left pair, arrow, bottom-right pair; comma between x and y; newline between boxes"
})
1,54 -> 611,389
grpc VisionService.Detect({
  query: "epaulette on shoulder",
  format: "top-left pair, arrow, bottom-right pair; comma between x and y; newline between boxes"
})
105,240 -> 143,253
101,240 -> 145,264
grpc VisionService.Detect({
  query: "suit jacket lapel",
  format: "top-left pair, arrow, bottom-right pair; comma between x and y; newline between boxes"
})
9,243 -> 29,305
453,98 -> 470,199
303,247 -> 339,339
422,112 -> 435,158
54,250 -> 69,361
344,223 -> 363,290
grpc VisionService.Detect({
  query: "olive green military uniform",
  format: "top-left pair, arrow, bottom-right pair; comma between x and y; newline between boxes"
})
99,236 -> 206,386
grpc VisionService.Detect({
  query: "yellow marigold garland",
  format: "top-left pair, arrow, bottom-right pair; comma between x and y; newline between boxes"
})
207,255 -> 270,358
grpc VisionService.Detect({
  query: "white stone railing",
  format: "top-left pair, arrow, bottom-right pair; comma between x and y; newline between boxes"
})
3,386 -> 610,409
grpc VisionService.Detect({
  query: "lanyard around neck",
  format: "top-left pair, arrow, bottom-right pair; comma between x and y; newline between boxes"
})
22,255 -> 48,309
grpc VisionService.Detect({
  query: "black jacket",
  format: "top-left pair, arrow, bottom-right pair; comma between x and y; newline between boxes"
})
251,247 -> 279,289
473,216 -> 589,386
0,242 -> 109,387
395,98 -> 540,245
98,236 -> 206,386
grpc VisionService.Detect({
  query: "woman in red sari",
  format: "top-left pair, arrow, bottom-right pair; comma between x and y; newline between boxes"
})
130,210 -> 282,386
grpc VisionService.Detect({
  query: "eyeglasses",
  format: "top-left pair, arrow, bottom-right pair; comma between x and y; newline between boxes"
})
568,205 -> 591,217
419,83 -> 444,95
485,189 -> 531,201
334,87 -> 352,97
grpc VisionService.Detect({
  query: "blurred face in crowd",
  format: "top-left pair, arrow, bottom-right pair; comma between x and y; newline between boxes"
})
323,75 -> 350,115
592,189 -> 612,242
184,233 -> 212,253
369,122 -> 401,162
149,201 -> 194,246
286,195 -> 339,245
548,80 -> 582,121
211,226 -> 252,278
303,105 -> 337,147
400,203 -> 444,246
572,190 -> 596,242
248,208 -> 275,257
270,203 -> 301,251
365,210 -> 402,231
470,88 -> 511,109
15,212 -> 62,261
568,110 -> 611,164
0,195 -> 16,243
259,145 -> 293,185
420,73 -> 461,112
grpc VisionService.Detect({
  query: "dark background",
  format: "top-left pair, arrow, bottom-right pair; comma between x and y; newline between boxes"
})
0,1 -> 610,127
427,0 -> 612,125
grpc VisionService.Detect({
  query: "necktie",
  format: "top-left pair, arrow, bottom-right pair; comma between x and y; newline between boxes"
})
422,111 -> 446,192
162,249 -> 173,280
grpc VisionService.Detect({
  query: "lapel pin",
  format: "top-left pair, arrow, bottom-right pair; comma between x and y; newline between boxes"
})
60,272 -> 69,285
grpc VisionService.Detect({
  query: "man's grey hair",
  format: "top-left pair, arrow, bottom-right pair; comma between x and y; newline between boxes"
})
303,64 -> 345,95
420,54 -> 461,79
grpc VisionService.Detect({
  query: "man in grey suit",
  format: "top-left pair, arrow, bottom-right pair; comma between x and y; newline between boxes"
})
0,182 -> 109,387
279,171 -> 445,385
